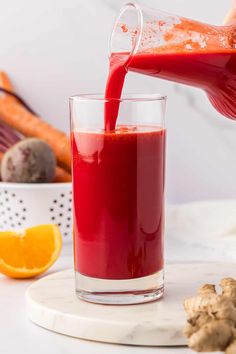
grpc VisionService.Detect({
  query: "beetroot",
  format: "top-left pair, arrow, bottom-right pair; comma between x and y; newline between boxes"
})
1,138 -> 56,183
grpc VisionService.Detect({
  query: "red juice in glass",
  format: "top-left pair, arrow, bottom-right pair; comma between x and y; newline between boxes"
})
72,127 -> 165,280
70,95 -> 166,304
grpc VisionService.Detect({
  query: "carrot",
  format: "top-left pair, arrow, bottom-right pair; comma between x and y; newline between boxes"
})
54,166 -> 72,183
0,72 -> 14,93
0,72 -> 71,172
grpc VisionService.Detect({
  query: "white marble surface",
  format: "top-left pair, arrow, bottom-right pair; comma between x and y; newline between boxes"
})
0,0 -> 235,203
0,236 -> 224,354
26,263 -> 236,347
1,200 -> 236,353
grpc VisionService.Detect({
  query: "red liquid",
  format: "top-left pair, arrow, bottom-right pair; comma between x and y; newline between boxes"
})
73,18 -> 236,280
72,127 -> 165,279
105,16 -> 236,127
128,49 -> 236,120
104,53 -> 128,131
74,41 -> 236,281
105,49 -> 236,129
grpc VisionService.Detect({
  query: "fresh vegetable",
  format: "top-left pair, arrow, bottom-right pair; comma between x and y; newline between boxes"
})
0,122 -> 71,183
1,138 -> 56,183
0,71 -> 71,172
54,166 -> 72,183
184,278 -> 236,353
0,122 -> 21,153
0,71 -> 14,92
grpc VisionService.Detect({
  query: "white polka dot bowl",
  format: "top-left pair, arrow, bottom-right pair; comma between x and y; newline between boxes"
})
0,182 -> 72,244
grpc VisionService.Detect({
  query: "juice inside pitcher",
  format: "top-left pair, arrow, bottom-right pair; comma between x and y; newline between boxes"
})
105,4 -> 236,129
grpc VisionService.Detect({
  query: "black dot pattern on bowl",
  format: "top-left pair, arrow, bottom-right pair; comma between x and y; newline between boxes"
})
49,189 -> 72,239
0,190 -> 27,230
0,188 -> 73,239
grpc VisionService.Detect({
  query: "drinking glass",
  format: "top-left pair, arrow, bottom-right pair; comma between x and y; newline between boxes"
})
70,94 -> 166,305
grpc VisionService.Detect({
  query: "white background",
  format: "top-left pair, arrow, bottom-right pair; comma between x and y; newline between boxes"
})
0,0 -> 235,203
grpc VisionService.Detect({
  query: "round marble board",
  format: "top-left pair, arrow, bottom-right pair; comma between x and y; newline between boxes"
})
26,263 -> 236,346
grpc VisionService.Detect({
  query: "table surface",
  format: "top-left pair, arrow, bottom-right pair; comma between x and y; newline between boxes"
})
0,226 -> 226,354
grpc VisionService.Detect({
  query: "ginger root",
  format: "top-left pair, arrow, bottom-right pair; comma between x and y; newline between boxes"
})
183,277 -> 236,353
226,337 -> 236,354
221,278 -> 236,305
184,284 -> 220,318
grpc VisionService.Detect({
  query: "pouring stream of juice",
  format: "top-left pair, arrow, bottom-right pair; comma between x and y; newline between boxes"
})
105,16 -> 236,130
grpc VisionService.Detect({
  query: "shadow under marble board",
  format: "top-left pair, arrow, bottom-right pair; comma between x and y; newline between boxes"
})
25,263 -> 236,346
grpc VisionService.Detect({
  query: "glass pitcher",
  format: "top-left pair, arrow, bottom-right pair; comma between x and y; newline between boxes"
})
110,3 -> 236,119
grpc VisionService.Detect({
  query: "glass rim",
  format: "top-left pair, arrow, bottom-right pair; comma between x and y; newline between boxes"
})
69,93 -> 167,103
109,2 -> 143,62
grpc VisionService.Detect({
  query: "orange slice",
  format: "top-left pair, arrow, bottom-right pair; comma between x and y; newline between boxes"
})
0,224 -> 62,278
